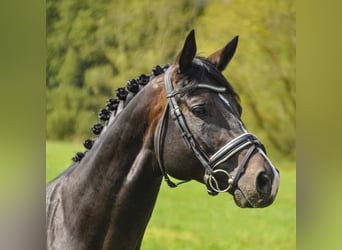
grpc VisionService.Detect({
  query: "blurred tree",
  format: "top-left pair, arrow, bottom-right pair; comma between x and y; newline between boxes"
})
46,0 -> 203,140
46,0 -> 295,158
195,0 -> 295,158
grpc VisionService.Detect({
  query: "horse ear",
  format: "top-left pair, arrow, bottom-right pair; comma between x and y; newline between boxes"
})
207,36 -> 239,71
175,29 -> 197,74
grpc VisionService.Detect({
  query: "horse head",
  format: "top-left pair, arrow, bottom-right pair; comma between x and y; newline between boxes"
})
155,30 -> 280,208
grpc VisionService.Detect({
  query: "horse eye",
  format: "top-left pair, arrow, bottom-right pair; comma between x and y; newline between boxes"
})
191,105 -> 207,116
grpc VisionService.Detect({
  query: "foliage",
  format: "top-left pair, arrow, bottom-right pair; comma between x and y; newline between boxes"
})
47,0 -> 203,140
194,0 -> 295,157
46,0 -> 295,158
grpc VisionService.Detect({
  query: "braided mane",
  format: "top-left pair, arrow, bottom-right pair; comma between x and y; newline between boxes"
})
72,64 -> 170,162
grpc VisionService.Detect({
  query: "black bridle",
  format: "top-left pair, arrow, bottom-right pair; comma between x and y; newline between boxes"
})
155,66 -> 266,195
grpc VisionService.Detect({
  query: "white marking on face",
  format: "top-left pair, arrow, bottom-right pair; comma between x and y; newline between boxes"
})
218,93 -> 247,133
257,148 -> 280,197
218,93 -> 279,197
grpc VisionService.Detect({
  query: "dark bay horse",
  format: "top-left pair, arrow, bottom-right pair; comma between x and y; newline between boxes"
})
46,30 -> 280,249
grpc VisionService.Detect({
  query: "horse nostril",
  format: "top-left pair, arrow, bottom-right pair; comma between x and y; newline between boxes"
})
257,172 -> 271,194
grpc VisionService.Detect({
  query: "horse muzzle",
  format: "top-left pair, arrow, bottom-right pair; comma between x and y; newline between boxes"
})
204,145 -> 280,208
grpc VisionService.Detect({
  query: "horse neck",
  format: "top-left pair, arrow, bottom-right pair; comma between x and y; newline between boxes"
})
61,77 -> 166,249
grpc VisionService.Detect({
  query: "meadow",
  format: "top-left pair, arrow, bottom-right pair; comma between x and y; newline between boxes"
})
46,140 -> 296,250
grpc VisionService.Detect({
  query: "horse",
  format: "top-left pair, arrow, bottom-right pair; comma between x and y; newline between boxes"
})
46,30 -> 280,250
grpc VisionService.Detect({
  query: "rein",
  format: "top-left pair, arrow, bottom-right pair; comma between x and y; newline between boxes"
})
156,66 -> 267,195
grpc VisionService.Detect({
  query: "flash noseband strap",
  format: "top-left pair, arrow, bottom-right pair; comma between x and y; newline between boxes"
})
208,133 -> 261,168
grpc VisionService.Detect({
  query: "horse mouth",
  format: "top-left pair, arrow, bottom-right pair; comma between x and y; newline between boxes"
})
233,189 -> 254,208
233,189 -> 275,208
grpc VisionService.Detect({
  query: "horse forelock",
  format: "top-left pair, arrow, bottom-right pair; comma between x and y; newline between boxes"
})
173,57 -> 241,107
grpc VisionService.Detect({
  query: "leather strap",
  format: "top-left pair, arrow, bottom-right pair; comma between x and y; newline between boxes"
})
155,99 -> 189,187
155,66 -> 267,193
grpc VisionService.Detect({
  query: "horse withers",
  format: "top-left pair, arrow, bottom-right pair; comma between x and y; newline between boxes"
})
46,30 -> 280,249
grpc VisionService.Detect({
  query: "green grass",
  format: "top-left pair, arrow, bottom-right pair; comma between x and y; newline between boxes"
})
46,141 -> 84,182
46,140 -> 296,250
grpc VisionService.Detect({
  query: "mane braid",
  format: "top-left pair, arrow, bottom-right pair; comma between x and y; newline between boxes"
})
72,64 -> 170,162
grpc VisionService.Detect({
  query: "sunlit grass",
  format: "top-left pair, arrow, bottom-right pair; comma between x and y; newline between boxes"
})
46,140 -> 295,249
143,169 -> 295,250
46,140 -> 83,182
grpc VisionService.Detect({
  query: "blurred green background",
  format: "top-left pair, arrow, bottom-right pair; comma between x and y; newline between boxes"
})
46,0 -> 295,160
46,0 -> 295,249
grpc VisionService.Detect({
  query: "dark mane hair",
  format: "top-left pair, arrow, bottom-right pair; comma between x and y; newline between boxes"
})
72,64 -> 168,162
